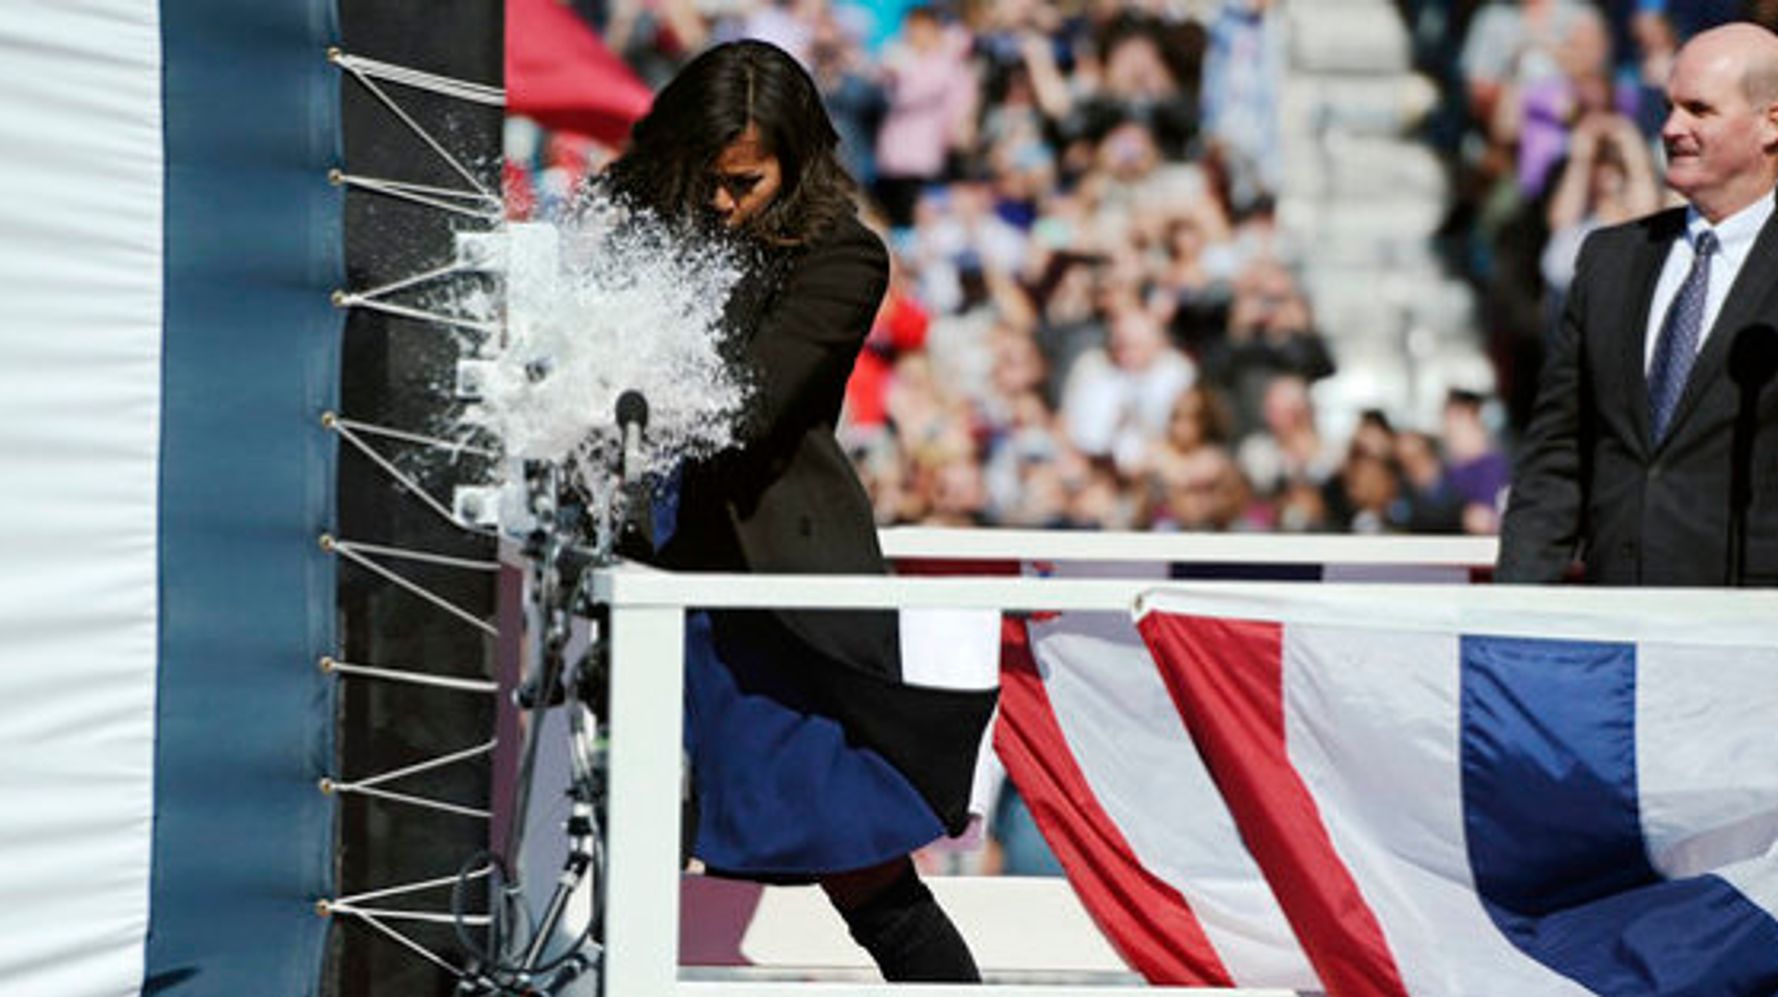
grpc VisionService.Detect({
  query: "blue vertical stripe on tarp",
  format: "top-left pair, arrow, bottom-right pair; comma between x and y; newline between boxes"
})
150,1 -> 341,994
1461,635 -> 1778,996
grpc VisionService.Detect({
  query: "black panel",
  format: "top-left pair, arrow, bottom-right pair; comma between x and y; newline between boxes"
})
333,4 -> 503,996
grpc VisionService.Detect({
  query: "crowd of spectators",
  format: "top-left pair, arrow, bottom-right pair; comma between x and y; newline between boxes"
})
507,0 -> 1769,539
1403,0 -> 1766,429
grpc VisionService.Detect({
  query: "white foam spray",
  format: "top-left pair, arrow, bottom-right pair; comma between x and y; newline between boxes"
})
458,195 -> 752,541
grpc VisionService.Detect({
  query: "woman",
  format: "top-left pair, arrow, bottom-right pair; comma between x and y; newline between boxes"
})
604,40 -> 994,983
1539,111 -> 1660,297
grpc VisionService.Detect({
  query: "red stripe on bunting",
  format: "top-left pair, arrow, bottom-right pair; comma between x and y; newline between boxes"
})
996,616 -> 1234,985
1136,612 -> 1410,997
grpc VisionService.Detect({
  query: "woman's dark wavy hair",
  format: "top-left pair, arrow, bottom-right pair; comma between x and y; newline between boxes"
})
605,40 -> 858,245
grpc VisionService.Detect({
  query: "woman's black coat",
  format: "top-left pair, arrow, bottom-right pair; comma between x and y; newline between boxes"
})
655,213 -> 997,835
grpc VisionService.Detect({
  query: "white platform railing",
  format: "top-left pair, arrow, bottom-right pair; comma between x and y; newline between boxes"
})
877,526 -> 1496,568
591,528 -> 1501,996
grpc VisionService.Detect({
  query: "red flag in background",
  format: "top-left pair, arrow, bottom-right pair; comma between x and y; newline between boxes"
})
506,0 -> 652,146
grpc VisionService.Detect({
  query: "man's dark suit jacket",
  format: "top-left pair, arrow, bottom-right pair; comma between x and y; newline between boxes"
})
1498,200 -> 1778,585
656,213 -> 996,834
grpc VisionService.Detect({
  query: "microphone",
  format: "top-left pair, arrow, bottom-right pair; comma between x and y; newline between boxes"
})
613,391 -> 652,559
616,390 -> 649,482
1726,324 -> 1777,585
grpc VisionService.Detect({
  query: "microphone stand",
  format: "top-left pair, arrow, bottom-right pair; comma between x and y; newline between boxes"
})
458,392 -> 650,995
462,460 -> 594,997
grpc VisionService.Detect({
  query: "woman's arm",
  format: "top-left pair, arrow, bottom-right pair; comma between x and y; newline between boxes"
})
1545,115 -> 1600,232
1610,115 -> 1661,219
741,223 -> 890,446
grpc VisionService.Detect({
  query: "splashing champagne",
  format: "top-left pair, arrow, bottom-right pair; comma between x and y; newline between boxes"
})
462,194 -> 752,548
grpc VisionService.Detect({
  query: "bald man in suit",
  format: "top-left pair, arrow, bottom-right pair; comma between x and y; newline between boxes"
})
1498,23 -> 1778,586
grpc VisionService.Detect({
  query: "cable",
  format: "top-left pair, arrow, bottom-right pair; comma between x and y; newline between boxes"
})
449,849 -> 510,968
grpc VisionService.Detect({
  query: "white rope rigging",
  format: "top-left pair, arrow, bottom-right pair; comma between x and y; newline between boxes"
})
332,170 -> 502,221
343,912 -> 468,976
322,45 -> 531,990
326,876 -> 495,973
326,783 -> 493,821
321,656 -> 498,694
333,173 -> 500,205
327,49 -> 504,356
332,290 -> 500,335
331,906 -> 492,927
330,48 -> 499,203
332,51 -> 505,106
322,534 -> 499,637
332,538 -> 500,573
332,867 -> 492,908
345,259 -> 485,303
318,642 -> 499,812
333,739 -> 496,790
330,415 -> 500,460
325,415 -> 499,537
325,740 -> 497,818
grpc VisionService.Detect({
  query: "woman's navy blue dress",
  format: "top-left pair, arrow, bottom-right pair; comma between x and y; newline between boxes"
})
655,477 -> 944,878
